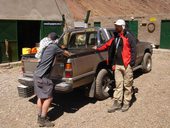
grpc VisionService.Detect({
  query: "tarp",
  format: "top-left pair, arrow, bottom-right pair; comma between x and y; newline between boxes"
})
0,0 -> 73,22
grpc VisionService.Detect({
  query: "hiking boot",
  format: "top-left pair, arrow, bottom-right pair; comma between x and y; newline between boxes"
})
107,100 -> 122,113
121,103 -> 130,112
39,116 -> 55,127
37,115 -> 41,124
37,115 -> 50,124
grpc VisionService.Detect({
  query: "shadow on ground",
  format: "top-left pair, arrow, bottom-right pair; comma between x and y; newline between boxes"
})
29,88 -> 97,121
133,69 -> 144,79
130,69 -> 144,107
29,69 -> 143,121
109,69 -> 143,107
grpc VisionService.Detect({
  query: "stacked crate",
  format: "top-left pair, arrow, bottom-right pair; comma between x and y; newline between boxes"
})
17,84 -> 34,98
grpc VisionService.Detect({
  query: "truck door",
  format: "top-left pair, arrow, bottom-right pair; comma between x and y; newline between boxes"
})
67,30 -> 103,87
135,40 -> 144,66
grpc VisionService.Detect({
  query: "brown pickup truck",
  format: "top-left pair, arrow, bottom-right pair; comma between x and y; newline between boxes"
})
18,27 -> 153,100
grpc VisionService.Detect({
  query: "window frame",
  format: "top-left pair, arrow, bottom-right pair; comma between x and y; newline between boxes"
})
68,30 -> 98,49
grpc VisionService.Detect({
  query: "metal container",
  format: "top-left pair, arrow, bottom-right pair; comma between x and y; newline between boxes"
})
17,84 -> 34,98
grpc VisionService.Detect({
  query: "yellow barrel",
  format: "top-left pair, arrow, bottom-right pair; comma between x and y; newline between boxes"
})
22,48 -> 31,55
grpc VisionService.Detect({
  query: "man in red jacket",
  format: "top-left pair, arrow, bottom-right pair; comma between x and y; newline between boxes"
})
93,19 -> 136,112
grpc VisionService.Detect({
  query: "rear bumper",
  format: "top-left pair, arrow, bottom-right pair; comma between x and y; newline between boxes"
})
54,82 -> 72,92
18,76 -> 72,92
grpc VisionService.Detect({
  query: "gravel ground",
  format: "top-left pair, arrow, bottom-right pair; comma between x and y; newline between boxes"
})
0,51 -> 170,128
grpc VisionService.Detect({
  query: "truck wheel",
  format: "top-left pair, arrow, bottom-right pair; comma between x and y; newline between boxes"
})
142,53 -> 152,73
95,69 -> 113,100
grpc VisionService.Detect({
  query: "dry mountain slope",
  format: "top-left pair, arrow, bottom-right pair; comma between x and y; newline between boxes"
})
66,0 -> 170,20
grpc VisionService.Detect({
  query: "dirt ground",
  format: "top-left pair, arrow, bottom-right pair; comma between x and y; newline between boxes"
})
0,50 -> 170,128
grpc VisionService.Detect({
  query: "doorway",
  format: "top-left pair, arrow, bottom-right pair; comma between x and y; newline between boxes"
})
17,20 -> 40,59
126,20 -> 138,38
160,20 -> 170,49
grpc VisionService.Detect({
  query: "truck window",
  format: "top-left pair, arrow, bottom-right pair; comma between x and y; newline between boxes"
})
69,31 -> 97,48
107,30 -> 115,38
57,32 -> 70,48
99,31 -> 107,44
69,33 -> 86,48
86,32 -> 97,48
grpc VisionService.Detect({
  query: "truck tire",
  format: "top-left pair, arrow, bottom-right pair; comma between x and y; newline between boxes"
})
95,69 -> 113,100
142,53 -> 152,73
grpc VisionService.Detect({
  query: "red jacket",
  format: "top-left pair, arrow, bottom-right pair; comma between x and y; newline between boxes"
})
97,31 -> 136,68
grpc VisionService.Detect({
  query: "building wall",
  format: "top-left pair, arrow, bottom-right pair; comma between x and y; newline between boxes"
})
89,14 -> 170,47
137,16 -> 160,46
135,15 -> 170,46
0,0 -> 73,63
0,20 -> 64,63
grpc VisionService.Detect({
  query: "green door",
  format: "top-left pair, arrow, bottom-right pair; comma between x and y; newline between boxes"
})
40,21 -> 63,39
126,21 -> 138,38
160,20 -> 170,49
94,22 -> 101,27
0,20 -> 18,63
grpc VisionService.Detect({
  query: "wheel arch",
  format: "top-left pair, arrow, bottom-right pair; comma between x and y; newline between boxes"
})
144,48 -> 152,54
94,61 -> 110,77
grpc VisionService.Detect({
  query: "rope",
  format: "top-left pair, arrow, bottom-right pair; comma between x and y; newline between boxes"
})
54,0 -> 68,31
54,0 -> 62,16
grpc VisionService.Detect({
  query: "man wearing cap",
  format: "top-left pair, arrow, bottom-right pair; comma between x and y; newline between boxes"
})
93,19 -> 136,112
35,32 -> 59,60
34,32 -> 71,127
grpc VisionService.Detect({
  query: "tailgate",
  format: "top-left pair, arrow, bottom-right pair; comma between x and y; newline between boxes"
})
49,54 -> 67,79
22,54 -> 67,79
22,54 -> 38,77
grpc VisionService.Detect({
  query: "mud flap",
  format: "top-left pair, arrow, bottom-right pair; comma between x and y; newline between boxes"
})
89,78 -> 96,98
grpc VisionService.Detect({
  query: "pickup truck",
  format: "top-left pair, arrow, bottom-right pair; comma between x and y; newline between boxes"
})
18,27 -> 153,100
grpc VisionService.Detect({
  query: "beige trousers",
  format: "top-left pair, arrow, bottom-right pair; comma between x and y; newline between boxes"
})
113,64 -> 133,105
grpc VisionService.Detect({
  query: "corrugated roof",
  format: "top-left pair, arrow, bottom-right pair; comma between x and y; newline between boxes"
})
0,0 -> 73,22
